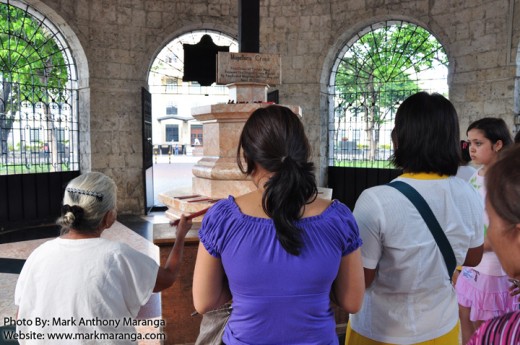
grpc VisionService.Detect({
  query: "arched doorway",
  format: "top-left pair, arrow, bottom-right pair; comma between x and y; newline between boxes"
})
327,20 -> 449,208
146,30 -> 238,210
0,0 -> 85,229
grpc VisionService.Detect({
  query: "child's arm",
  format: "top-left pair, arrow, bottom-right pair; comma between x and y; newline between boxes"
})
462,244 -> 484,267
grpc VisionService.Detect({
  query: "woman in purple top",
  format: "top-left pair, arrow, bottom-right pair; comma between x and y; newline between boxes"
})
467,144 -> 520,344
192,105 -> 365,345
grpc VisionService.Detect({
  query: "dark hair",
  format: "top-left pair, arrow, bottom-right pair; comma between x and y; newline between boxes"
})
513,130 -> 520,144
390,92 -> 460,175
237,105 -> 317,255
466,117 -> 513,147
460,140 -> 471,164
486,144 -> 520,225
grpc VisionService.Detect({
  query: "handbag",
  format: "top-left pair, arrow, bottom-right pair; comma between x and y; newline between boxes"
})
194,303 -> 232,345
387,181 -> 457,280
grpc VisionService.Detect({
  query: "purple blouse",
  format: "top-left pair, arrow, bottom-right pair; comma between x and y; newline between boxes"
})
199,196 -> 362,345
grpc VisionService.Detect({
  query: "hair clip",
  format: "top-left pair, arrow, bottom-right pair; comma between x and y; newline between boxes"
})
66,187 -> 104,201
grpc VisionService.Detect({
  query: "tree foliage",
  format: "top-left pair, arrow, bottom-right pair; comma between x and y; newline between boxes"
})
334,21 -> 448,160
336,22 -> 447,108
0,2 -> 69,157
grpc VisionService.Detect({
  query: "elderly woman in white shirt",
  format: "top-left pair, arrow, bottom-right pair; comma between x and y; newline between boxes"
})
15,172 -> 192,343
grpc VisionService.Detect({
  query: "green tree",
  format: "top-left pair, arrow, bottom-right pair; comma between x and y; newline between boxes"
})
334,22 -> 448,160
0,2 -> 68,169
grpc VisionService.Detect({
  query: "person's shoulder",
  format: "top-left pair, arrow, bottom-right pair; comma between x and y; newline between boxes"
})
305,199 -> 358,228
364,182 -> 395,194
102,240 -> 157,268
472,311 -> 520,343
206,196 -> 236,216
33,237 -> 63,253
355,183 -> 395,205
24,238 -> 59,261
303,197 -> 334,218
469,168 -> 484,183
199,197 -> 241,254
201,196 -> 241,229
456,165 -> 477,181
447,176 -> 481,198
39,237 -> 61,247
95,238 -> 141,257
107,239 -> 153,258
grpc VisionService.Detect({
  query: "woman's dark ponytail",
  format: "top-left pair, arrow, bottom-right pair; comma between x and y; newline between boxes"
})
264,157 -> 317,255
237,105 -> 318,255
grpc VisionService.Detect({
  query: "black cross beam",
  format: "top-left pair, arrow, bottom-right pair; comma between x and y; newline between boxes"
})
238,0 -> 259,53
182,0 -> 260,85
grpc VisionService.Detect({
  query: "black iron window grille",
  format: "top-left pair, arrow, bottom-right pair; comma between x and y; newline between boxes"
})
0,0 -> 79,175
329,21 -> 448,168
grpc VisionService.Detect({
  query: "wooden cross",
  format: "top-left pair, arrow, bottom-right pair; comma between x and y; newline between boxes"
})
238,0 -> 260,53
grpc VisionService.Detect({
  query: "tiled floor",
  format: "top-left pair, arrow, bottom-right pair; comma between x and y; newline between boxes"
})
0,219 -> 167,345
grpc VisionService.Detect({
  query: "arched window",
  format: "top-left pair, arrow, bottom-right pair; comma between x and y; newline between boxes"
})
0,0 -> 78,175
145,30 -> 238,205
149,30 -> 238,94
148,30 -> 238,148
329,21 -> 448,167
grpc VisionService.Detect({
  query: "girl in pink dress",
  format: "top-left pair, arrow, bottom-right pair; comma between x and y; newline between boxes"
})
456,118 -> 514,344
467,144 -> 520,344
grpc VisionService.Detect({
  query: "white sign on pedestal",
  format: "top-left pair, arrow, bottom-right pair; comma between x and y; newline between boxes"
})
217,52 -> 281,85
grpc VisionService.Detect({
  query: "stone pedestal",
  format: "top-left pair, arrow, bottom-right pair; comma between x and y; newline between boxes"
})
153,227 -> 201,345
192,102 -> 269,199
158,83 -> 301,224
227,82 -> 268,103
190,100 -> 301,199
158,191 -> 219,223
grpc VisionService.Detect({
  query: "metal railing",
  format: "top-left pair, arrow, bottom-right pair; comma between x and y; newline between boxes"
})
1,87 -> 79,175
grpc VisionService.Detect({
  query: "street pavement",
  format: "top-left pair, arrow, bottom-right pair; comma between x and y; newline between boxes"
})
150,154 -> 200,206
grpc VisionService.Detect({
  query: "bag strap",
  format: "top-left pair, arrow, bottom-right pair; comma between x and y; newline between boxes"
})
387,181 -> 457,280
